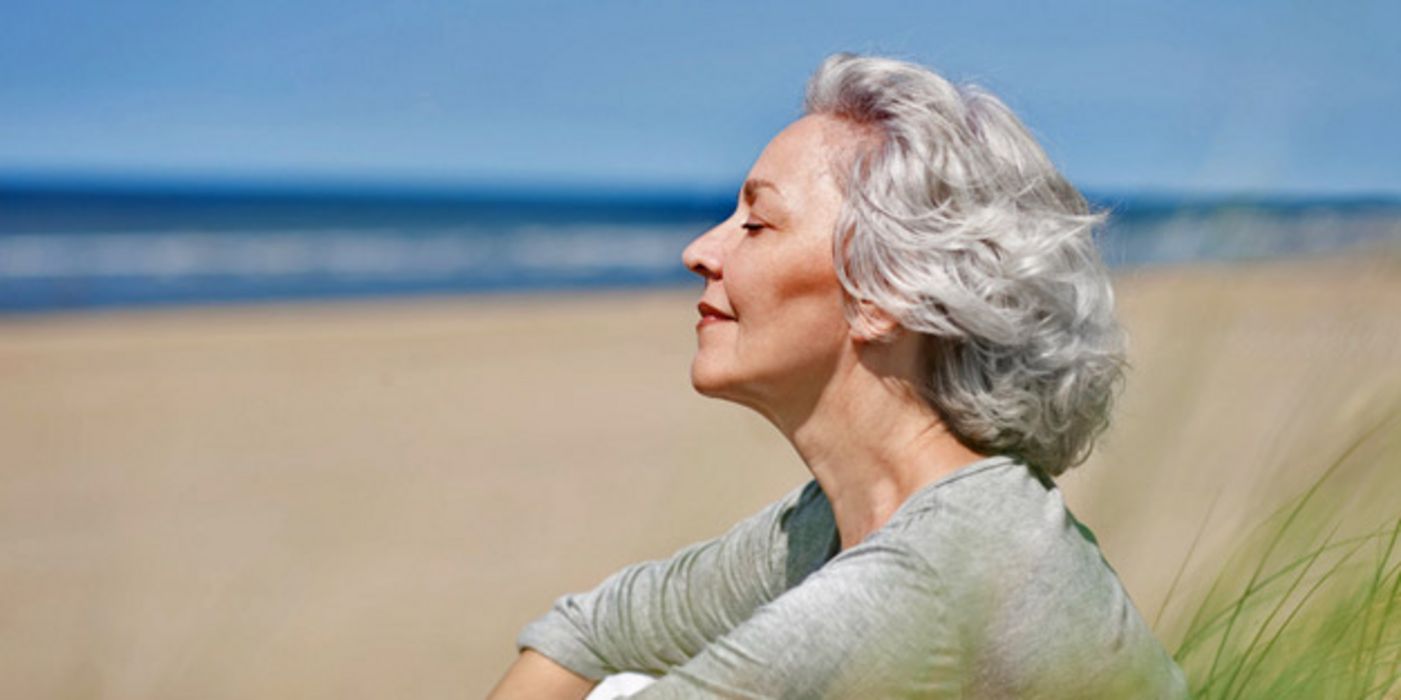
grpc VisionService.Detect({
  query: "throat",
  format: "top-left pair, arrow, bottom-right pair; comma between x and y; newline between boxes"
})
790,395 -> 988,551
775,322 -> 989,551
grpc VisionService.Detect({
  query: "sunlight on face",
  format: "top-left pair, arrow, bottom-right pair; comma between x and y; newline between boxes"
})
681,115 -> 858,418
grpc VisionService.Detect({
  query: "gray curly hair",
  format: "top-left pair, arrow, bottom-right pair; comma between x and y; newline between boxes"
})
805,53 -> 1126,476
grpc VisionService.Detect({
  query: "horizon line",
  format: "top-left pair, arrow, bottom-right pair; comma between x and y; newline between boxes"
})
3,168 -> 1400,207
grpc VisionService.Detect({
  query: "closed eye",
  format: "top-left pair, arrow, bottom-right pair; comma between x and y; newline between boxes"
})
741,222 -> 766,233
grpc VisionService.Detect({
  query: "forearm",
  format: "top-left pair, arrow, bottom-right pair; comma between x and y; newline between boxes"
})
486,649 -> 597,700
516,488 -> 800,677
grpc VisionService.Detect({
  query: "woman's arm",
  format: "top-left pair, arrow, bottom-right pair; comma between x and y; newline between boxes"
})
508,482 -> 815,680
627,541 -> 960,698
486,650 -> 597,700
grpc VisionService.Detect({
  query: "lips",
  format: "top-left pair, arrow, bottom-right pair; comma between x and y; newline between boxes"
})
697,301 -> 735,321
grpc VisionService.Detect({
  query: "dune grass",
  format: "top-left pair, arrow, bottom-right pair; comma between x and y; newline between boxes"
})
1166,407 -> 1401,698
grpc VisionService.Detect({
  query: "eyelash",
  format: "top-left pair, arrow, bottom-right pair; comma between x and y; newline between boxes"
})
741,222 -> 766,234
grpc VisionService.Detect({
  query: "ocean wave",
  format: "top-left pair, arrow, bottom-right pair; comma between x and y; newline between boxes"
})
0,224 -> 697,280
2,196 -> 1399,312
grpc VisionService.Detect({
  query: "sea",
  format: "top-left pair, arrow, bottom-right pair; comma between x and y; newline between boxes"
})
2,179 -> 1399,313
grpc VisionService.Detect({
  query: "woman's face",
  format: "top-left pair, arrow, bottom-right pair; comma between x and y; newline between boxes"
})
682,115 -> 856,416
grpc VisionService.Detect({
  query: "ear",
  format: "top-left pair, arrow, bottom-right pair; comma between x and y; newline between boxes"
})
849,299 -> 903,344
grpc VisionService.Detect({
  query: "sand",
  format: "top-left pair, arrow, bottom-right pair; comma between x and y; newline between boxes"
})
2,251 -> 1399,698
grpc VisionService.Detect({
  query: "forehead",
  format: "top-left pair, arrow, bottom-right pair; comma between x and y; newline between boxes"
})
747,114 -> 864,200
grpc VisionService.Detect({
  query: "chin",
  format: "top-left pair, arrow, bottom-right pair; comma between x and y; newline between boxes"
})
689,358 -> 745,401
692,364 -> 773,418
689,363 -> 727,398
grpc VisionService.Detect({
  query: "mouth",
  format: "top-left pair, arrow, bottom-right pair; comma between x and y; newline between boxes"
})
697,301 -> 736,324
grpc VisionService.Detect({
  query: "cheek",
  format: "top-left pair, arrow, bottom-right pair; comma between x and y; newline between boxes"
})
737,243 -> 846,335
776,242 -> 843,314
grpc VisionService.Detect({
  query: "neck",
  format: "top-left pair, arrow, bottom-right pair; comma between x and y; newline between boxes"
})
771,338 -> 988,551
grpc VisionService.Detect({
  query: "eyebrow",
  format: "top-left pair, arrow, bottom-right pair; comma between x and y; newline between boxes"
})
742,178 -> 784,205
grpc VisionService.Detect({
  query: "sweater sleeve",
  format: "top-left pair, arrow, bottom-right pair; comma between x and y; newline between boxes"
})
516,483 -> 809,680
628,539 -> 963,699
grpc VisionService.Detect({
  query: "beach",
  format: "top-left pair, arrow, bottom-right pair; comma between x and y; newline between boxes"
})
2,251 -> 1399,699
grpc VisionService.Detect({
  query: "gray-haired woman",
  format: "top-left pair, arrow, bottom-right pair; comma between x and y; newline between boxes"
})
489,54 -> 1188,699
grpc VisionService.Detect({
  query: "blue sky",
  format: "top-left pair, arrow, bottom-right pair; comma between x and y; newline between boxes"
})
2,0 -> 1398,195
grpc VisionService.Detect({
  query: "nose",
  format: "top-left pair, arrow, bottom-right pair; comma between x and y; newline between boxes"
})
681,220 -> 727,280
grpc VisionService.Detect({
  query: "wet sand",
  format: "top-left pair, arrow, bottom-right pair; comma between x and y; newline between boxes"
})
2,251 -> 1399,698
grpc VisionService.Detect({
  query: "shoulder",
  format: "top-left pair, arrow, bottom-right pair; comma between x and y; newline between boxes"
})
875,457 -> 1083,570
851,457 -> 1189,698
868,457 -> 1127,627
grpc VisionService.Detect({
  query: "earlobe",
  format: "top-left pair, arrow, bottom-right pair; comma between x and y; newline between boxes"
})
849,299 -> 903,344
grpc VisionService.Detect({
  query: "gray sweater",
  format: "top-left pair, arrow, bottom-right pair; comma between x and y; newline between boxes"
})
519,456 -> 1189,698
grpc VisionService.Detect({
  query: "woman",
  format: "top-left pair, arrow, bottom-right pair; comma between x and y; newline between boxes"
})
489,54 -> 1188,698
